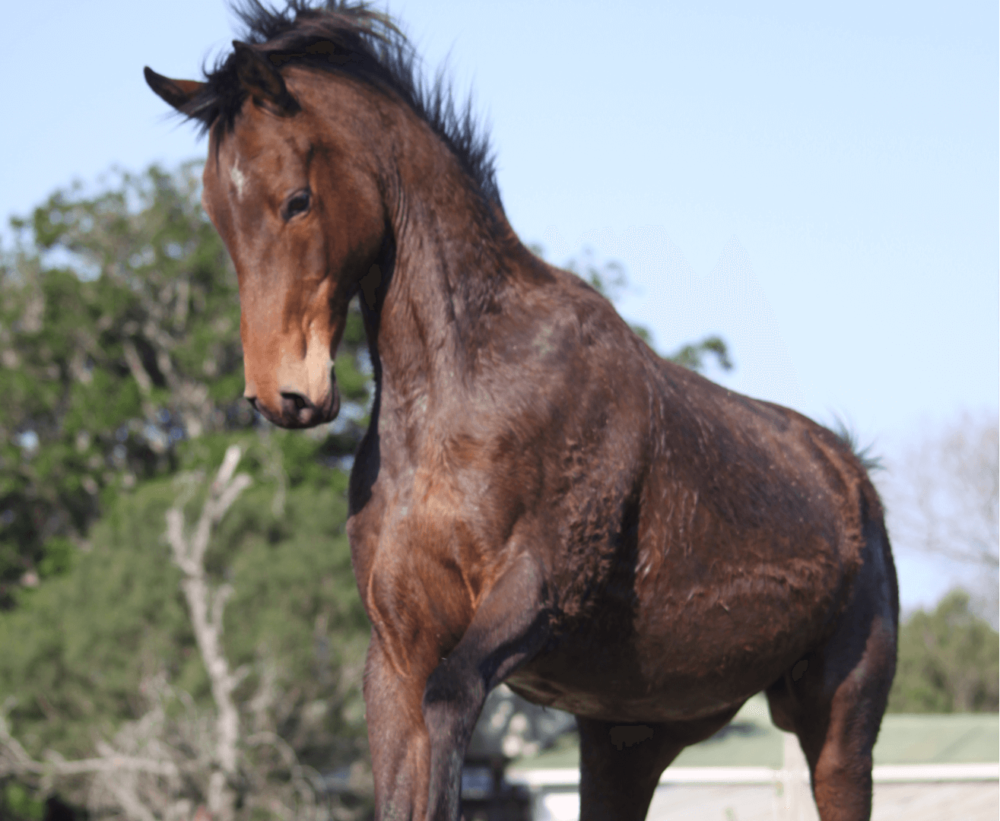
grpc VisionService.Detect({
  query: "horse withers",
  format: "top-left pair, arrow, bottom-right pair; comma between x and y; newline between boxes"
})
145,3 -> 898,819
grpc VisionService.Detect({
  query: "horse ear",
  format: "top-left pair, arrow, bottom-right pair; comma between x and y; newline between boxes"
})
144,67 -> 204,111
232,40 -> 301,116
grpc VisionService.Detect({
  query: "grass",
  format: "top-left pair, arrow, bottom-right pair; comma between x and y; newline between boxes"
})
875,713 -> 1000,764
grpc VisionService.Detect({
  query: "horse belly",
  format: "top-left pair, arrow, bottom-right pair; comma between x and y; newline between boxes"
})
505,542 -> 844,723
504,636 -> 747,723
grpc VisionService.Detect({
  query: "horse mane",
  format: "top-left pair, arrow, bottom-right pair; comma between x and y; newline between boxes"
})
830,417 -> 883,473
182,0 -> 501,207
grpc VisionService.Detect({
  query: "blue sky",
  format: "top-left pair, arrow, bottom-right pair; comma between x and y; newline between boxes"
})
2,1 -> 996,610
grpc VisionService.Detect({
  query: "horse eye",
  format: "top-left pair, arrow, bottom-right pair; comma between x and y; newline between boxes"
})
283,189 -> 311,221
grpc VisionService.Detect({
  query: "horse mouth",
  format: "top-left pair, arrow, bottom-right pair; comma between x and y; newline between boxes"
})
251,381 -> 340,429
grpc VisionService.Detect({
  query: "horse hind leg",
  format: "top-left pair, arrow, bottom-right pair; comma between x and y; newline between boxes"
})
766,527 -> 898,821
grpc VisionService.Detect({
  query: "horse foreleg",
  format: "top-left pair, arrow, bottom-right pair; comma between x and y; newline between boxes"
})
421,551 -> 549,821
365,638 -> 433,821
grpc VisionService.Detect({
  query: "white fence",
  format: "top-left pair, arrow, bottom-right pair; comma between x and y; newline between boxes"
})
507,734 -> 999,821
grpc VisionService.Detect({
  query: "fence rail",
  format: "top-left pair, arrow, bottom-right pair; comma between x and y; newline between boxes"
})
507,751 -> 999,821
508,762 -> 1000,787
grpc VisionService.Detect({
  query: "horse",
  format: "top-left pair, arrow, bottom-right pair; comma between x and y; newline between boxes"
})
145,3 -> 898,819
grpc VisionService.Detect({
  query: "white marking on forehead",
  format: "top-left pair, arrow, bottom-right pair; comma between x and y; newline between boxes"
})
230,159 -> 247,199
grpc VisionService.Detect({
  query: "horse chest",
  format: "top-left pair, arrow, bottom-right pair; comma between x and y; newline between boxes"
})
348,462 -> 511,664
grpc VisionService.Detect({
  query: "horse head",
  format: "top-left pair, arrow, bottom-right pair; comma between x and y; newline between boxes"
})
145,42 -> 387,428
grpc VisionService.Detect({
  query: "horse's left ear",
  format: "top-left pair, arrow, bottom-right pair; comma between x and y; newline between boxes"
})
232,40 -> 301,116
144,67 -> 204,111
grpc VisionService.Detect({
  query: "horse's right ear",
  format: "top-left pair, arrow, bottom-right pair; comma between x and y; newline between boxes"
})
144,67 -> 204,111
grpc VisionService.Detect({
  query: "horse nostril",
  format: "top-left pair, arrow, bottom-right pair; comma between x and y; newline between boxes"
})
281,391 -> 308,412
246,396 -> 259,412
279,391 -> 316,424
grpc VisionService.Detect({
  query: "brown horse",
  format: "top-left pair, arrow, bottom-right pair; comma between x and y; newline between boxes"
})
145,3 -> 898,819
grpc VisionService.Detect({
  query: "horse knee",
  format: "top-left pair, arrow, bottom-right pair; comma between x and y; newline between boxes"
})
421,658 -> 486,744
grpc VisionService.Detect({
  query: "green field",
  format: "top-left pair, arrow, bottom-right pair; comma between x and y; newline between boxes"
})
516,695 -> 999,769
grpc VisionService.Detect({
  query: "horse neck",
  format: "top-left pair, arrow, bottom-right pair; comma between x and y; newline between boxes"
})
369,155 -> 519,416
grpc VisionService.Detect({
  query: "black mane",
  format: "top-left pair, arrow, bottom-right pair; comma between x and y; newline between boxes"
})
183,0 -> 500,206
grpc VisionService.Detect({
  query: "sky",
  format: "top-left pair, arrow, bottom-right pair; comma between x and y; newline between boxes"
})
1,1 -> 997,611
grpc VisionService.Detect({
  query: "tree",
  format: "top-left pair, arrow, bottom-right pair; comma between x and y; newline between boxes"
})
890,412 -> 1000,574
878,410 -> 999,620
887,589 -> 999,713
0,436 -> 372,819
164,444 -> 253,819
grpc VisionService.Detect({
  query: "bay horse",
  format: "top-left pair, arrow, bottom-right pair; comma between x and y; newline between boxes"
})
145,3 -> 898,819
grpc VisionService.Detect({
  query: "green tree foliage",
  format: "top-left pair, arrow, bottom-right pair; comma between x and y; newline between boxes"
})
0,477 -> 196,760
0,165 -> 371,605
669,335 -> 733,373
887,589 -> 999,713
0,433 -> 370,813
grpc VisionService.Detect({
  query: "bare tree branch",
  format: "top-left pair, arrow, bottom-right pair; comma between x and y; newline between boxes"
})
122,339 -> 154,396
1,704 -> 181,821
92,741 -> 163,821
246,731 -> 320,820
1,754 -> 179,778
879,409 -> 999,619
166,444 -> 252,821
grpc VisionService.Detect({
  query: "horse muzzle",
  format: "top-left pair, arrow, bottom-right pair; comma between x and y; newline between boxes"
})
247,380 -> 340,429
